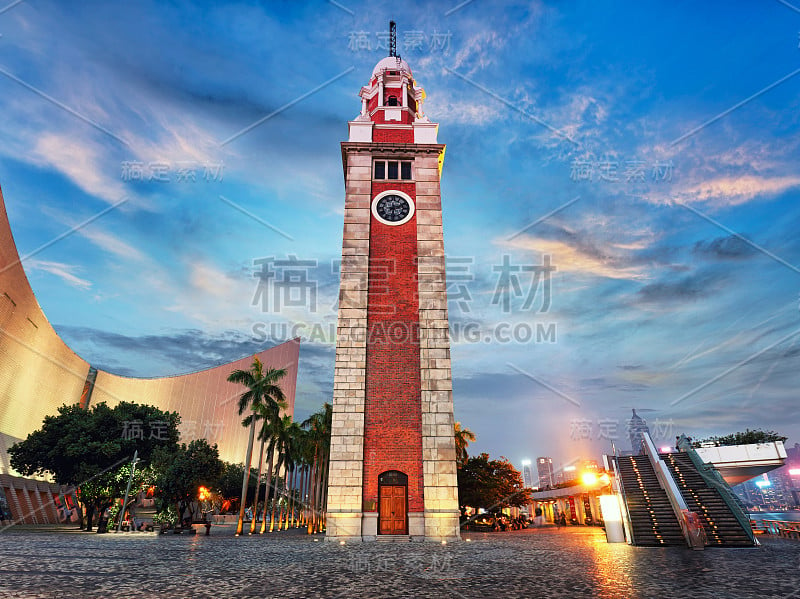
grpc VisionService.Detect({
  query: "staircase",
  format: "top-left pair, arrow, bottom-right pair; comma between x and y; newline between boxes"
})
662,452 -> 754,546
616,455 -> 685,546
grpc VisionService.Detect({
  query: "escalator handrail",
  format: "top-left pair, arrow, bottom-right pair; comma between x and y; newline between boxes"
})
675,434 -> 756,545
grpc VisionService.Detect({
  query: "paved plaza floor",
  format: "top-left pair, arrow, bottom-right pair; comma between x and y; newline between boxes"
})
0,525 -> 798,598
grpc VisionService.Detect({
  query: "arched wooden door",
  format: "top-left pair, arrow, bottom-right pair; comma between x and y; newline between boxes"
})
378,470 -> 408,535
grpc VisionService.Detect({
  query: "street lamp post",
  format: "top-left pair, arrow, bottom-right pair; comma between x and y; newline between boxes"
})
117,450 -> 140,533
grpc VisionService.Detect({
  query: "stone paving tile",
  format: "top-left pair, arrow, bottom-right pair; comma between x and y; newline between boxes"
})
0,526 -> 799,598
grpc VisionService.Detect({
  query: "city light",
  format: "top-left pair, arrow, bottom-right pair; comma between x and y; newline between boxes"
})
755,480 -> 771,488
581,472 -> 598,486
563,465 -> 576,472
789,469 -> 800,476
198,486 -> 210,501
521,459 -> 531,466
660,446 -> 672,453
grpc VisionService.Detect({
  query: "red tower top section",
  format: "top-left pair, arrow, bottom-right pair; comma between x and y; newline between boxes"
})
347,57 -> 439,144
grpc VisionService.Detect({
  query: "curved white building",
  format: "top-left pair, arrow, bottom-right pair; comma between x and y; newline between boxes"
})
0,185 -> 299,523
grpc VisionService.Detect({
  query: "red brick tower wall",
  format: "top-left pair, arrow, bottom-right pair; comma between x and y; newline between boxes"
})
362,179 -> 424,512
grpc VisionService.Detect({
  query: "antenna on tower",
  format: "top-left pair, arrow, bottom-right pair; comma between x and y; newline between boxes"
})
389,20 -> 400,61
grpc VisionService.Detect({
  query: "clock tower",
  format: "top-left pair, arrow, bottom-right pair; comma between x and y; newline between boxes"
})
325,34 -> 460,543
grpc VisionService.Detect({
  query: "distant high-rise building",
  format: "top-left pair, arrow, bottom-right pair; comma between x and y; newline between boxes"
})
521,461 -> 534,488
537,457 -> 555,488
628,409 -> 650,454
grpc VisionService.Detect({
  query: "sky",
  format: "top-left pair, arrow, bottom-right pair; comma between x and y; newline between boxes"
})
0,0 -> 799,474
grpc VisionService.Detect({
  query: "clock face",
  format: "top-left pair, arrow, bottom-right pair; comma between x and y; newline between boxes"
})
372,192 -> 414,226
375,194 -> 410,222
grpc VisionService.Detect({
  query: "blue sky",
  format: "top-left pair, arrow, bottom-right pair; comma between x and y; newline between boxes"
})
1,0 -> 799,472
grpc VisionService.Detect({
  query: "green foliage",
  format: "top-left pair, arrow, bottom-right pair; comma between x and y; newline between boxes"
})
694,428 -> 788,447
8,401 -> 180,531
8,401 -> 180,486
226,358 -> 288,417
454,422 -> 476,466
216,462 -> 259,501
457,453 -> 530,510
152,505 -> 178,528
153,439 -> 224,516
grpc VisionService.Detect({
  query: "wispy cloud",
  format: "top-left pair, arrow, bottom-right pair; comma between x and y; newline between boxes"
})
76,226 -> 147,262
675,174 -> 800,207
26,259 -> 92,290
499,235 -> 648,281
30,133 -> 128,204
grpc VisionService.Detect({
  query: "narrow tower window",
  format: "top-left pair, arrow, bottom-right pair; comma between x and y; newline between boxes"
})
401,162 -> 412,180
374,161 -> 385,179
387,161 -> 399,179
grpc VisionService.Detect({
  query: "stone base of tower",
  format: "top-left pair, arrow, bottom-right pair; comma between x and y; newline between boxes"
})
324,510 -> 461,542
424,510 -> 462,542
324,511 -> 364,542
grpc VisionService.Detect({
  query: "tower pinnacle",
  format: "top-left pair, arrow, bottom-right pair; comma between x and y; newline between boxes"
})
389,20 -> 399,59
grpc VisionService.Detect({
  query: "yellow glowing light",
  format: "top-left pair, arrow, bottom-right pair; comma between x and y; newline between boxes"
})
198,486 -> 210,501
599,495 -> 622,523
599,473 -> 611,486
581,472 -> 599,486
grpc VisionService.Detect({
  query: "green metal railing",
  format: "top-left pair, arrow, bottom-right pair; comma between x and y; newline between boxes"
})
675,434 -> 756,545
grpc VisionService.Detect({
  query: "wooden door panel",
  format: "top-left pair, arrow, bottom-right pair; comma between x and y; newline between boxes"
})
379,485 -> 407,534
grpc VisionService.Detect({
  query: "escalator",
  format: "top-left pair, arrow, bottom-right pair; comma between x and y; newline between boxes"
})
662,452 -> 755,546
616,454 -> 685,546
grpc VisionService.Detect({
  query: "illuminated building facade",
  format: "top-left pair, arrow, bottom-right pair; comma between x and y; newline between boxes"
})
537,457 -> 555,488
0,185 -> 298,523
521,460 -> 534,489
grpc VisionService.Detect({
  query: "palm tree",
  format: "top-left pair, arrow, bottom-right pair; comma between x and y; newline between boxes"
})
280,420 -> 303,530
454,422 -> 476,466
227,357 -> 287,536
243,401 -> 281,534
302,403 -> 332,534
268,415 -> 297,532
257,416 -> 281,534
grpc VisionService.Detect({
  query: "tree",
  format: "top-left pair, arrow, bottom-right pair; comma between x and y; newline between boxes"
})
454,422 -> 476,466
302,403 -> 332,534
217,463 -> 258,505
694,429 -> 787,447
457,453 -> 529,512
267,415 -> 299,532
255,410 -> 282,534
227,357 -> 287,536
153,439 -> 224,527
9,402 -> 180,531
242,400 -> 282,534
